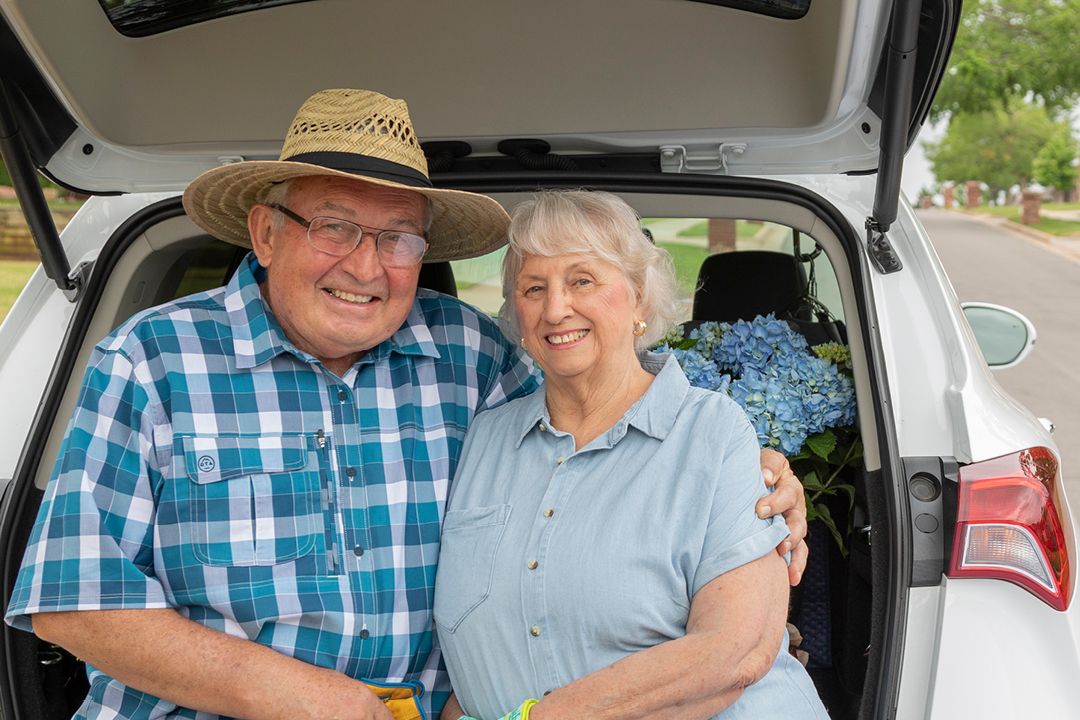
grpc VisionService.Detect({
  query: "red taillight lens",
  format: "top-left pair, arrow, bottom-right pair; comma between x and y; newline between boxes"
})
948,447 -> 1071,610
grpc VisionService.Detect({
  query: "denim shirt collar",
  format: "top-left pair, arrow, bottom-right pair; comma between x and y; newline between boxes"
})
514,352 -> 689,448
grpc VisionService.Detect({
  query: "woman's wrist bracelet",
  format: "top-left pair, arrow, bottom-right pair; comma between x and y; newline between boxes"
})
499,698 -> 539,720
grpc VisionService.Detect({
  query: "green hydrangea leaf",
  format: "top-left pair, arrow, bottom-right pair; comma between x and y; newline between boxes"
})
805,430 -> 837,460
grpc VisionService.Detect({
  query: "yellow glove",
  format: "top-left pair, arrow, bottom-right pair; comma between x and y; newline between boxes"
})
363,679 -> 425,720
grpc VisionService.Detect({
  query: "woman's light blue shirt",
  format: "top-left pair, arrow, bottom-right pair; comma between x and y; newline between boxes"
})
434,354 -> 828,719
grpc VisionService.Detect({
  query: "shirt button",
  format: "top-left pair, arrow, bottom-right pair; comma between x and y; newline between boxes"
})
539,423 -> 547,432
543,509 -> 554,518
530,626 -> 541,637
556,456 -> 565,465
346,467 -> 357,478
337,389 -> 348,401
353,545 -> 364,556
359,628 -> 370,640
527,560 -> 538,570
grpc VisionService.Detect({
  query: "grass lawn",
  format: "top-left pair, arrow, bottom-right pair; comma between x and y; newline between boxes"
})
967,205 -> 1080,236
0,197 -> 85,211
967,205 -> 1017,218
657,241 -> 707,296
0,260 -> 38,324
676,219 -> 761,239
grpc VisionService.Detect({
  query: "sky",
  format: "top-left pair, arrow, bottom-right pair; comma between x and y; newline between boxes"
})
901,121 -> 945,200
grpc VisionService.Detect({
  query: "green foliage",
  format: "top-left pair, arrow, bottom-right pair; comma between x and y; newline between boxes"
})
924,100 -> 1066,195
794,428 -> 863,556
1033,129 -> 1079,194
932,0 -> 1080,121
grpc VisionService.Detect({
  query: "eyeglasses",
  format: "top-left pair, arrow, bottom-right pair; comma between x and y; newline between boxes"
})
269,203 -> 428,267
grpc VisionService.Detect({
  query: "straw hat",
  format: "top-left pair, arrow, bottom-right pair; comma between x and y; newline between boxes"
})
183,89 -> 509,262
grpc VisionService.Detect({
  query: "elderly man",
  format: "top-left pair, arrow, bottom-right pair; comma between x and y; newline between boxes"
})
5,90 -> 807,720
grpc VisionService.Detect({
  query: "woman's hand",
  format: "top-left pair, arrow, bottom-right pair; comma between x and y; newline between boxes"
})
755,448 -> 809,586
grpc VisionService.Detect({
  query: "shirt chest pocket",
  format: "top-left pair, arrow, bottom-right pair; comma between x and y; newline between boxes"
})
433,504 -> 510,633
181,434 -> 321,567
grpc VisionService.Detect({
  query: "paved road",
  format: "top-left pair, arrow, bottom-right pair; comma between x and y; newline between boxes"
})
917,209 -> 1080,512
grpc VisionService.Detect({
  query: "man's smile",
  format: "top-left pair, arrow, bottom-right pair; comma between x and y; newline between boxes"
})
325,287 -> 377,305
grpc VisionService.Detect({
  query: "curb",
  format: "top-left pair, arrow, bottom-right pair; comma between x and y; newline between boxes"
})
948,209 -> 1080,265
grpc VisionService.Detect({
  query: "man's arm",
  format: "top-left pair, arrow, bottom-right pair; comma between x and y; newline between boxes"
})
32,609 -> 393,720
756,448 -> 809,585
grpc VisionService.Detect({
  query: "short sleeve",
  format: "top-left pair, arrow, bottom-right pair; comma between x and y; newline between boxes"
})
475,318 -> 541,412
691,401 -> 790,597
5,344 -> 169,631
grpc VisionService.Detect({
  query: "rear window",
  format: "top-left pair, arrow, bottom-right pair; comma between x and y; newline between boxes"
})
98,0 -> 314,37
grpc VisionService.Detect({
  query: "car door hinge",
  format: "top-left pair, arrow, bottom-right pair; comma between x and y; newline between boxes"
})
865,217 -> 903,274
659,143 -> 746,175
61,260 -> 93,302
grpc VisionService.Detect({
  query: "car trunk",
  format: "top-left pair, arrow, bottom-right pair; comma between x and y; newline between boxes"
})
0,172 -> 905,720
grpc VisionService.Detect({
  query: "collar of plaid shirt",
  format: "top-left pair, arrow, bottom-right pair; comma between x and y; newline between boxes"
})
227,254 -> 443,370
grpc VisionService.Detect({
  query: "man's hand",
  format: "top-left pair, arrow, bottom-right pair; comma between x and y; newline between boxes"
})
755,448 -> 808,586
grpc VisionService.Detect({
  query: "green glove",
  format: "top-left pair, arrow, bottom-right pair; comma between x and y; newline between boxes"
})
498,699 -> 539,720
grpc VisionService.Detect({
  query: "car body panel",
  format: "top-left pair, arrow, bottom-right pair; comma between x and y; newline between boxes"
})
923,578 -> 1080,718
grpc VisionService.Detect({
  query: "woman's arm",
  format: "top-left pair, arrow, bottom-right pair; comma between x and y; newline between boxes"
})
529,551 -> 789,720
441,693 -> 466,719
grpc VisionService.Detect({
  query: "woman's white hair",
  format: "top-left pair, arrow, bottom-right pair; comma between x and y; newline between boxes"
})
500,190 -> 680,352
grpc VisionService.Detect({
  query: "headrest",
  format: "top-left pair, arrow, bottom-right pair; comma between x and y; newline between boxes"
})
692,250 -> 810,323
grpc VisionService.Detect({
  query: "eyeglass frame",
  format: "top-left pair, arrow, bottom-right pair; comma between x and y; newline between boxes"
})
267,203 -> 429,267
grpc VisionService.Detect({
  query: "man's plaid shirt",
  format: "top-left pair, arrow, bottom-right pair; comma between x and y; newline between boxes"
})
6,253 -> 538,719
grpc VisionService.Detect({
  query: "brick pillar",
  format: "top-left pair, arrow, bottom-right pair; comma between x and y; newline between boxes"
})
920,196 -> 933,209
943,184 -> 954,209
965,181 -> 981,208
1021,189 -> 1041,225
707,218 -> 736,254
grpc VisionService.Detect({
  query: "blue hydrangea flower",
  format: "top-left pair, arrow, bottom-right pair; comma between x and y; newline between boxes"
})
659,314 -> 857,455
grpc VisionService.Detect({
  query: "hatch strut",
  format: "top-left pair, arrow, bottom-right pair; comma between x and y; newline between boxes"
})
0,77 -> 81,298
866,0 -> 923,274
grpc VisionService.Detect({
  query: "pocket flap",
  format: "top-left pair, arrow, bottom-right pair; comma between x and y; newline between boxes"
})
442,504 -> 511,532
181,434 -> 310,483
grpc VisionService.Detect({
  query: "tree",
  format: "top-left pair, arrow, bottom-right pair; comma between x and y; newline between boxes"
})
924,100 -> 1065,197
1032,129 -> 1079,199
931,0 -> 1080,121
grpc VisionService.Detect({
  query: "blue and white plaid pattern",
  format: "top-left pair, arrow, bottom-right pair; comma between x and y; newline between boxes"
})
6,253 -> 538,719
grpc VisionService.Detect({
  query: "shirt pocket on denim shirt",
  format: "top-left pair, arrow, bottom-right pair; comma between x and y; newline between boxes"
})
181,434 -> 321,567
434,504 -> 511,632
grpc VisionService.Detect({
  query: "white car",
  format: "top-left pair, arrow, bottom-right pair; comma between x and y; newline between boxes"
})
0,0 -> 1075,718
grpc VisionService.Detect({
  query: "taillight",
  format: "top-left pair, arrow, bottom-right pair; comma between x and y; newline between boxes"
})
948,447 -> 1071,610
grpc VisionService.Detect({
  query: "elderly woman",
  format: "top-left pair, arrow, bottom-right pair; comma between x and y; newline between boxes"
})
433,191 -> 828,720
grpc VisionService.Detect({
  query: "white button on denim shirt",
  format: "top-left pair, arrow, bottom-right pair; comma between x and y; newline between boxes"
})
434,354 -> 828,719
